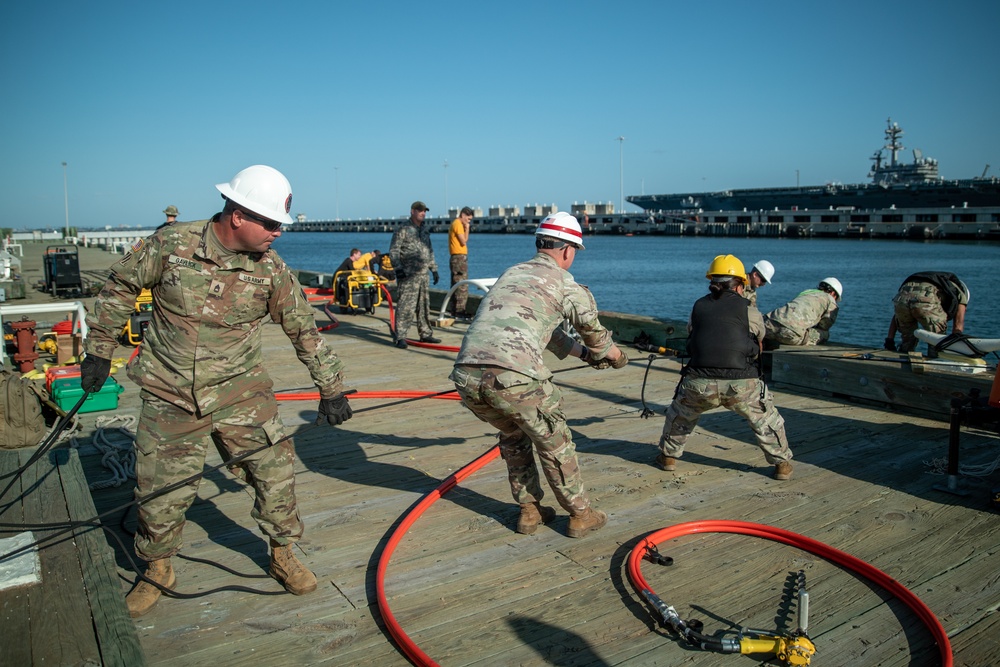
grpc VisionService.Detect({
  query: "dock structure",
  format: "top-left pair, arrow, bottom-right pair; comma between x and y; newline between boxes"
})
1,242 -> 999,666
283,204 -> 1000,240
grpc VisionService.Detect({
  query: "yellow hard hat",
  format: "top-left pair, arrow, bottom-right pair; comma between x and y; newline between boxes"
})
706,254 -> 747,283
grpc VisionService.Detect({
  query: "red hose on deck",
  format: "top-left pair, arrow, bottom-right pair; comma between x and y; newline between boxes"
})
375,444 -> 501,667
626,520 -> 953,666
275,391 -> 459,401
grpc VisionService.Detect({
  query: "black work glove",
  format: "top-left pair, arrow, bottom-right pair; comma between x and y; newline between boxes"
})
80,355 -> 112,392
883,337 -> 897,352
432,270 -> 439,285
316,394 -> 353,426
395,268 -> 406,281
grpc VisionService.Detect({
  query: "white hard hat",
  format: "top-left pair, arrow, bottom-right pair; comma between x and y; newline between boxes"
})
215,165 -> 294,225
753,260 -> 775,284
536,211 -> 585,249
820,277 -> 843,300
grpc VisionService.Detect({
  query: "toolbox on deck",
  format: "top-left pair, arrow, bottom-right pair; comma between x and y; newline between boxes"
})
50,376 -> 124,413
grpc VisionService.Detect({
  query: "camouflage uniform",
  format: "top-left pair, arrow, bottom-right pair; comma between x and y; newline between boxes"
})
743,286 -> 758,309
763,289 -> 839,346
892,276 -> 969,353
450,252 -> 614,513
389,220 -> 437,341
85,218 -> 344,560
660,293 -> 792,465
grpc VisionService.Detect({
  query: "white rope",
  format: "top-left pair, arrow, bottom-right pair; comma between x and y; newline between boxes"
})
924,451 -> 1000,477
71,414 -> 138,490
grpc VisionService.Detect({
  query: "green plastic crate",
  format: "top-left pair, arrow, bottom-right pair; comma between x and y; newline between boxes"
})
50,376 -> 124,414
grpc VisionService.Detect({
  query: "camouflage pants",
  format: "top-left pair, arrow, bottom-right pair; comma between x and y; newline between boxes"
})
132,389 -> 303,561
764,319 -> 828,346
659,376 -> 792,464
893,283 -> 947,353
451,366 -> 590,514
448,254 -> 468,315
394,273 -> 433,341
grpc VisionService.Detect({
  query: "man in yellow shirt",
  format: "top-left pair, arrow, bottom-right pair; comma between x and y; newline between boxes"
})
447,206 -> 473,319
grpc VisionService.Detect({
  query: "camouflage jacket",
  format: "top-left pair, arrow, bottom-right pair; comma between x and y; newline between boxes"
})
763,289 -> 838,340
85,219 -> 344,414
388,220 -> 437,275
454,252 -> 613,380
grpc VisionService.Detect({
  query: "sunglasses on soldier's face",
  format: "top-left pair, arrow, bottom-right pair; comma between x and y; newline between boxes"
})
240,208 -> 283,233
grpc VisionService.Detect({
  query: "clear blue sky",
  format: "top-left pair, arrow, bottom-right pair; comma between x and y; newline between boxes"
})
3,1 -> 998,230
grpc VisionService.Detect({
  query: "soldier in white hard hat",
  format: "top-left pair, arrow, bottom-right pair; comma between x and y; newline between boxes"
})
81,165 -> 353,616
450,212 -> 629,538
763,278 -> 842,347
743,259 -> 775,309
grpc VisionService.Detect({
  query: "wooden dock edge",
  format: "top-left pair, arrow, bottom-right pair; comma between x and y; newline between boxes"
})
767,345 -> 995,421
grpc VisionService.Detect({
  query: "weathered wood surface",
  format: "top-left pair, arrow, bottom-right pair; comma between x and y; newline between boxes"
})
6,241 -> 999,666
0,448 -> 145,667
769,344 -> 995,419
48,307 -> 997,667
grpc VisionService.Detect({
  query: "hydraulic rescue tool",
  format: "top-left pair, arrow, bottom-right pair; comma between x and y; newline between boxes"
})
638,545 -> 816,666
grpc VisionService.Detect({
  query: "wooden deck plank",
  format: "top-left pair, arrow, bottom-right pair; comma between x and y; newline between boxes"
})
23,450 -> 101,666
57,448 -> 147,667
0,450 -> 32,667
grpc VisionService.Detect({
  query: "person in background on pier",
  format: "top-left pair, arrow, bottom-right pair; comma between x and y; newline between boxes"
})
450,212 -> 629,538
657,255 -> 793,480
80,165 -> 353,617
447,206 -> 473,320
762,277 -> 842,348
156,205 -> 179,230
884,271 -> 969,353
388,200 -> 440,348
336,248 -> 379,275
743,259 -> 775,308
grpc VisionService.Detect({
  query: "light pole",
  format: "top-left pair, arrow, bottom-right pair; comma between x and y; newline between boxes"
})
443,160 -> 449,214
334,166 -> 340,220
617,136 -> 625,214
61,161 -> 69,238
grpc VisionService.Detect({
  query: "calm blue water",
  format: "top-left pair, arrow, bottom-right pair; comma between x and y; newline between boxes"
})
273,232 -> 998,348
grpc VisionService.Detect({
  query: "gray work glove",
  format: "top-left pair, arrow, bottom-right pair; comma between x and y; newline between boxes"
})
317,394 -> 353,426
432,270 -> 439,285
80,355 -> 112,392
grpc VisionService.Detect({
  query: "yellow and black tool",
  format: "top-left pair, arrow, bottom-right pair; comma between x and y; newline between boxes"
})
121,289 -> 153,346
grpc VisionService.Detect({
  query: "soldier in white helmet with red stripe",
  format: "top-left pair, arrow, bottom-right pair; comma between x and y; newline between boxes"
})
450,212 -> 629,539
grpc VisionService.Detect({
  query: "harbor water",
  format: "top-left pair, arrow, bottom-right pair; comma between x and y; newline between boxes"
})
273,232 -> 998,348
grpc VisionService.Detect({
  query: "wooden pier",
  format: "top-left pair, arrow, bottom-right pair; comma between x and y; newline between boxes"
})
1,242 -> 999,666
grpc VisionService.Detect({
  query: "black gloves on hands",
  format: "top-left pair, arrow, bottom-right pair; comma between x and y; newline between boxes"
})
432,270 -> 439,285
883,337 -> 897,352
395,268 -> 406,281
80,355 -> 112,392
317,394 -> 353,426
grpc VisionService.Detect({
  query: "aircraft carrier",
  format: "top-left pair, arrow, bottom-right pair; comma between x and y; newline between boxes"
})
627,118 -> 1000,212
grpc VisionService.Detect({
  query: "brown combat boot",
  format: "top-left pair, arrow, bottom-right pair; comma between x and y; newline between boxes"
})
567,507 -> 608,538
655,454 -> 677,471
270,542 -> 318,595
773,461 -> 793,480
125,558 -> 175,618
516,502 -> 557,535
